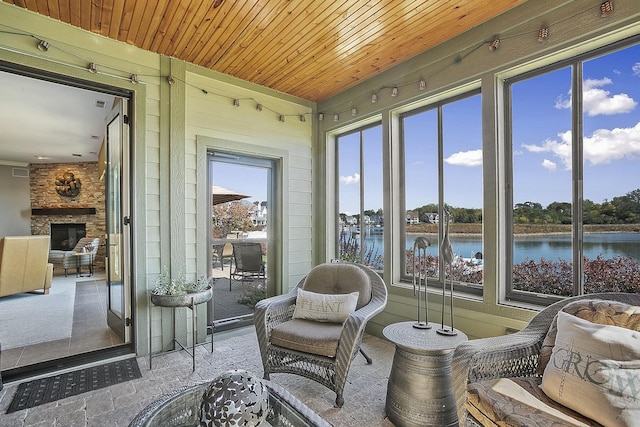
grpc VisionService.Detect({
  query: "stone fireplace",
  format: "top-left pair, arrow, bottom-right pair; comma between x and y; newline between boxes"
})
29,162 -> 105,270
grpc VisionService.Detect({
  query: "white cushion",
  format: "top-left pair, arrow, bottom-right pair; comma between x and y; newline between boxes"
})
541,311 -> 640,427
292,288 -> 359,323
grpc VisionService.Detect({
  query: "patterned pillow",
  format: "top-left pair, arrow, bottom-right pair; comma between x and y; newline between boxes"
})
541,312 -> 640,427
537,299 -> 640,375
292,288 -> 359,323
199,370 -> 269,427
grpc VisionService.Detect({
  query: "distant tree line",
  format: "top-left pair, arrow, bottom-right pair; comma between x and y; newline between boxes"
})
342,188 -> 640,225
514,188 -> 640,225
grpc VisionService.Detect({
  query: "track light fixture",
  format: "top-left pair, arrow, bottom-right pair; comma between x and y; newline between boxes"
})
318,113 -> 324,121
167,75 -> 175,85
488,38 -> 500,51
391,87 -> 399,97
299,115 -> 306,122
37,39 -> 49,51
256,104 -> 262,111
88,62 -> 98,73
538,27 -> 549,42
351,108 -> 357,117
279,115 -> 285,122
419,79 -> 426,90
600,1 -> 613,17
333,114 -> 339,122
371,93 -> 378,103
233,99 -> 240,107
130,74 -> 139,84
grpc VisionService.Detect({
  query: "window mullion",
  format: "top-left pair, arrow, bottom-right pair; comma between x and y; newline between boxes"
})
572,63 -> 584,296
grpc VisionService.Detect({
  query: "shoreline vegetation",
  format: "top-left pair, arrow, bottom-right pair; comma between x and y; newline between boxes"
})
406,223 -> 640,235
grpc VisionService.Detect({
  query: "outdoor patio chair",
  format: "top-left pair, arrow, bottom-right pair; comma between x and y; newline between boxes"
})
254,262 -> 388,407
212,242 -> 234,270
229,242 -> 265,291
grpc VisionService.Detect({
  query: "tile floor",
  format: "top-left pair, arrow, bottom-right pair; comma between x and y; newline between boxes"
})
0,328 -> 397,426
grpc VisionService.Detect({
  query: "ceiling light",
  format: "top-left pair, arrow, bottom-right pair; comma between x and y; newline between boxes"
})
600,1 -> 613,17
37,40 -> 49,51
35,156 -> 50,160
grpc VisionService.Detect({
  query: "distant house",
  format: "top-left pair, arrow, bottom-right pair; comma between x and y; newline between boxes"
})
251,201 -> 268,226
406,211 -> 420,224
421,213 -> 439,224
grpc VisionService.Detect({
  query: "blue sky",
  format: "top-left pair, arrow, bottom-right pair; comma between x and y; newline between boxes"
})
211,162 -> 268,204
338,42 -> 640,215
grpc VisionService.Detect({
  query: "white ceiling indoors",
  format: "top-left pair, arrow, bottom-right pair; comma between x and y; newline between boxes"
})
0,70 -> 116,165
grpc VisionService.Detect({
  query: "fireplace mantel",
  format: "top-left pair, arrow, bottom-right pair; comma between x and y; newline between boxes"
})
32,208 -> 97,215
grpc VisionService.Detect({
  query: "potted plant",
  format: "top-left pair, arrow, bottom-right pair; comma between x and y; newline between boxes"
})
150,269 -> 212,308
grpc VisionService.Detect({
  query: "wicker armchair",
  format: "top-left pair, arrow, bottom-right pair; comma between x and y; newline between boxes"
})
254,263 -> 387,408
451,292 -> 640,426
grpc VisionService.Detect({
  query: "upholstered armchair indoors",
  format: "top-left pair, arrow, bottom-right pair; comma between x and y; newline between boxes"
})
0,235 -> 53,297
452,292 -> 640,427
255,263 -> 388,407
48,237 -> 100,277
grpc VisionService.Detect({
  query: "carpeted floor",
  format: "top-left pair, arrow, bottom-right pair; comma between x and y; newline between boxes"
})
0,277 -> 76,349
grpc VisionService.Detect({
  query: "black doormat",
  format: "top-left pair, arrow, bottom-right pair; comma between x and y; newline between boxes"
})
7,358 -> 141,413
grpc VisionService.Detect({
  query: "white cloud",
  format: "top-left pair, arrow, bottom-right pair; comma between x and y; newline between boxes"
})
555,78 -> 637,116
522,122 -> 640,169
444,149 -> 482,167
542,159 -> 557,171
633,62 -> 640,77
339,173 -> 360,185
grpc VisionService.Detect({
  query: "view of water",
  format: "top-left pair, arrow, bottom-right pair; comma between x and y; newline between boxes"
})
351,230 -> 640,264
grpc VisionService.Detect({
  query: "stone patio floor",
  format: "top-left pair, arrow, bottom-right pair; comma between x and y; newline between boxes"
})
0,327 -> 396,426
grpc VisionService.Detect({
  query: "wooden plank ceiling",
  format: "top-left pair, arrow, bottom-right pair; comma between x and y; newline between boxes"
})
4,0 -> 527,102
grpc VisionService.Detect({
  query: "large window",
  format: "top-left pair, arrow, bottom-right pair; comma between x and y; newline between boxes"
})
401,91 -> 483,291
337,124 -> 384,270
507,39 -> 640,302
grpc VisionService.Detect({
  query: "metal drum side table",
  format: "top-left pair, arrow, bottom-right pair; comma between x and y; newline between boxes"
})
383,321 -> 468,427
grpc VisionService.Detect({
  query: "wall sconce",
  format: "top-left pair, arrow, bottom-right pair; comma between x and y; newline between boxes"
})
256,104 -> 262,111
419,79 -> 426,91
279,115 -> 285,122
37,39 -> 49,51
391,87 -> 399,97
333,114 -> 339,122
371,93 -> 378,103
233,99 -> 240,107
351,108 -> 357,117
318,113 -> 324,121
600,1 -> 613,17
299,115 -> 306,122
130,74 -> 139,84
